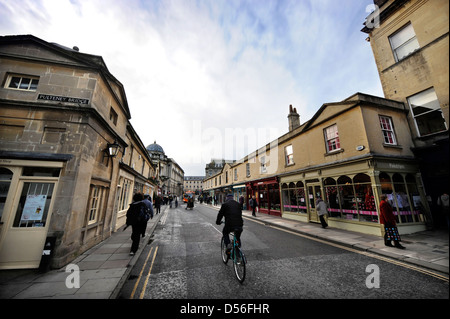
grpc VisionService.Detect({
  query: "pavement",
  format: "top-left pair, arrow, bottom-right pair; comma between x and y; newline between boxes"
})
0,203 -> 448,299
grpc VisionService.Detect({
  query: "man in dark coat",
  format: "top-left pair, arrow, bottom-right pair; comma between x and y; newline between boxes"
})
216,194 -> 244,249
126,193 -> 147,255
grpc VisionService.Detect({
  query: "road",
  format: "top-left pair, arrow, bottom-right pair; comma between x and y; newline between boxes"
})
119,203 -> 448,301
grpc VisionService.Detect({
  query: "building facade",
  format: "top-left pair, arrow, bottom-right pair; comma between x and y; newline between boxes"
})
0,35 -> 156,269
146,141 -> 184,198
204,95 -> 431,236
362,0 -> 449,228
184,176 -> 204,194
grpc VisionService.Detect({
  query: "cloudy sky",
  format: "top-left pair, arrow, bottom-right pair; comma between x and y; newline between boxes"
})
0,0 -> 383,176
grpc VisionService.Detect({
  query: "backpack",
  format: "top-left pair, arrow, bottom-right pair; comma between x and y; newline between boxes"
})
138,203 -> 151,222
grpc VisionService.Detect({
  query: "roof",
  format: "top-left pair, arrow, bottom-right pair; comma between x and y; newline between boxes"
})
146,141 -> 165,154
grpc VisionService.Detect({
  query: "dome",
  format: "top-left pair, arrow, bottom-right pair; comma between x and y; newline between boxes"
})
146,141 -> 165,154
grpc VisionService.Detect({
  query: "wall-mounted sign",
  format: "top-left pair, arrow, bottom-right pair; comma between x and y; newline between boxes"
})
38,94 -> 89,105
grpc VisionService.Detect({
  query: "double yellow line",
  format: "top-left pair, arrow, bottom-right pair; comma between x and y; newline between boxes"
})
247,216 -> 449,283
130,246 -> 159,299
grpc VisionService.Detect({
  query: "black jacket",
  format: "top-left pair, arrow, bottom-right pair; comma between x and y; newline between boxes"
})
216,199 -> 243,227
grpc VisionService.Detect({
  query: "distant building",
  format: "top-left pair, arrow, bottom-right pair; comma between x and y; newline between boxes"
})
205,159 -> 235,177
146,141 -> 184,198
184,176 -> 204,194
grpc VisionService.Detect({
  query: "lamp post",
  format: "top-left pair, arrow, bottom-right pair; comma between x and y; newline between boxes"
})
103,140 -> 120,166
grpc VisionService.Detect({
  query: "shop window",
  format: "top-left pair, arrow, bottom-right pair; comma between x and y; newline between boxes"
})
353,174 -> 377,223
5,74 -> 39,91
324,124 -> 340,153
282,182 -> 307,214
337,175 -> 357,220
258,186 -> 268,209
389,23 -> 420,62
405,174 -> 426,223
407,88 -> 447,137
324,177 -> 340,218
0,168 -> 13,220
379,116 -> 397,145
13,182 -> 55,227
269,183 -> 280,211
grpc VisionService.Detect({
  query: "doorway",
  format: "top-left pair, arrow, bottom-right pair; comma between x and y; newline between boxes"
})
307,184 -> 322,223
0,164 -> 60,269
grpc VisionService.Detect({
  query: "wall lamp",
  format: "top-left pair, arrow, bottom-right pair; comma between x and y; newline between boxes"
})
103,140 -> 120,166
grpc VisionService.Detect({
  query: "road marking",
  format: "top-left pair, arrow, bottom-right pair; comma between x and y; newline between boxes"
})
139,246 -> 159,299
245,216 -> 449,283
130,246 -> 154,299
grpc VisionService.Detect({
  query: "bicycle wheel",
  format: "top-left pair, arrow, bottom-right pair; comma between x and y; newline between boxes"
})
233,247 -> 246,283
221,237 -> 229,264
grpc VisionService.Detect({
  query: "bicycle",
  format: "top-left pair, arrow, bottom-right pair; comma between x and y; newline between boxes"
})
221,227 -> 246,284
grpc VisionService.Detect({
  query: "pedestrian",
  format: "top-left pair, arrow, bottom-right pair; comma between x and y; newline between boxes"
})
142,194 -> 154,237
126,193 -> 148,255
379,194 -> 405,249
316,197 -> 328,228
437,191 -> 449,229
216,194 -> 244,252
250,195 -> 258,216
239,195 -> 244,210
154,195 -> 161,214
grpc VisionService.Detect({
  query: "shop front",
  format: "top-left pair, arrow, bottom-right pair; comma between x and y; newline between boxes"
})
0,159 -> 65,269
246,177 -> 281,216
280,157 -> 430,236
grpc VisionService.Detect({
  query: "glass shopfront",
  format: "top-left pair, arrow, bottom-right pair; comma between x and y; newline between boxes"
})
280,169 -> 428,231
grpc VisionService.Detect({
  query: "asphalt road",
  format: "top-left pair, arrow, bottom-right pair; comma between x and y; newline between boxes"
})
119,203 -> 449,301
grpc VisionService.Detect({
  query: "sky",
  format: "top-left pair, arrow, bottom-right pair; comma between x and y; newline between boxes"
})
0,0 -> 383,176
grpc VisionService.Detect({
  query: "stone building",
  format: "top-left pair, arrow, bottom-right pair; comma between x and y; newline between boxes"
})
362,0 -> 449,227
0,35 -> 156,269
146,141 -> 184,198
204,95 -> 432,236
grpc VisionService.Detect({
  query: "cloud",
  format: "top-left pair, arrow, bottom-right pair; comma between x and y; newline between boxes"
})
0,0 -> 383,175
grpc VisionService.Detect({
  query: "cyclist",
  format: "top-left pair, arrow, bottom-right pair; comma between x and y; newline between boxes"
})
216,194 -> 244,251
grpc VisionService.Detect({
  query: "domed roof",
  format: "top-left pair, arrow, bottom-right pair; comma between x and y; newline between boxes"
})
146,141 -> 165,154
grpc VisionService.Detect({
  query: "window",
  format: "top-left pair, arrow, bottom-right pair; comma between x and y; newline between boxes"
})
379,116 -> 397,145
285,145 -> 294,165
260,156 -> 267,173
109,107 -> 118,125
324,124 -> 340,153
389,23 -> 420,62
5,74 -> 39,91
407,88 -> 447,136
88,186 -> 102,224
246,163 -> 250,177
234,168 -> 238,181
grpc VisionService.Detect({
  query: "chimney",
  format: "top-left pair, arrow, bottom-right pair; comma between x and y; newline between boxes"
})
288,105 -> 300,131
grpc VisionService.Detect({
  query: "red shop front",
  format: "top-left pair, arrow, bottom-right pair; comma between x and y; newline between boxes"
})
246,177 -> 281,216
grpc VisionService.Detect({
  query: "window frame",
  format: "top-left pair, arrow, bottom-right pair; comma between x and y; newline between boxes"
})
407,88 -> 447,137
285,145 -> 294,166
388,23 -> 420,62
5,74 -> 40,91
379,115 -> 397,145
324,124 -> 341,153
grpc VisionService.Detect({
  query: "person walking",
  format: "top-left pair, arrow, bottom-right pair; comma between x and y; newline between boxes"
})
379,194 -> 405,249
316,197 -> 328,228
154,195 -> 161,214
250,195 -> 258,217
142,194 -> 154,238
126,193 -> 148,255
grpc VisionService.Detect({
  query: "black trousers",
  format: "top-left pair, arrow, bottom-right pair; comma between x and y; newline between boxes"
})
130,224 -> 141,253
223,225 -> 243,246
319,215 -> 328,228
